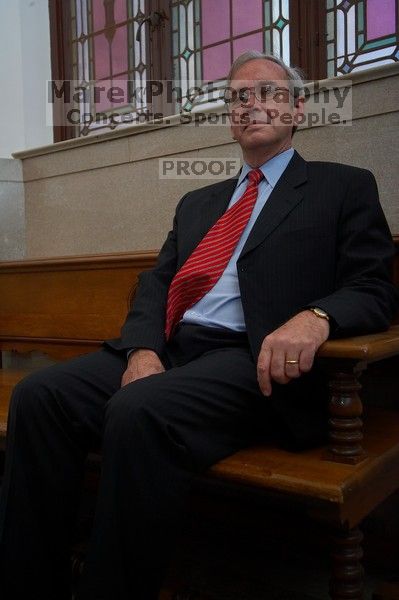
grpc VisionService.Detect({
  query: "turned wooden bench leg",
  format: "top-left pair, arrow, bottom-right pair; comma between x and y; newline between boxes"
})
329,526 -> 365,600
322,359 -> 368,464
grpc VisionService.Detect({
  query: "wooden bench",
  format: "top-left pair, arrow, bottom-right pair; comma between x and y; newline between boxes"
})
0,242 -> 398,599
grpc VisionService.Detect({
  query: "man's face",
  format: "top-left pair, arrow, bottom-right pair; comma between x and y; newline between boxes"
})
227,59 -> 304,153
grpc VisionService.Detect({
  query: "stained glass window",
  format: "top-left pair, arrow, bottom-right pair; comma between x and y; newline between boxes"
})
171,0 -> 290,111
53,0 -> 398,139
326,0 -> 399,76
70,0 -> 148,135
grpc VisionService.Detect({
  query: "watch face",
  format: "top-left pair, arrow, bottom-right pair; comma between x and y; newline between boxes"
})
312,307 -> 329,319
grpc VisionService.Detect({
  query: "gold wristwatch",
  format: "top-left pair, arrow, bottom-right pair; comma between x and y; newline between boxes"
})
308,307 -> 330,321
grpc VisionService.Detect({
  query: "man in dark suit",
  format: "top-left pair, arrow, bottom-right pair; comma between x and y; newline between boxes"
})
0,51 -> 397,600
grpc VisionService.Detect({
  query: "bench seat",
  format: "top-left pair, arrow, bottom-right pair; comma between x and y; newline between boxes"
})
208,407 -> 399,527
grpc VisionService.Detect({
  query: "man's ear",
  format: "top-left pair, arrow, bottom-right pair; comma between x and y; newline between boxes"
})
294,96 -> 305,118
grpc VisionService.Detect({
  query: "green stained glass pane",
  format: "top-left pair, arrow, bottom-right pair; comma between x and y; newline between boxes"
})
363,35 -> 396,50
274,27 -> 281,55
179,4 -> 186,53
195,52 -> 201,81
357,33 -> 364,47
194,0 -> 200,22
276,17 -> 285,30
188,50 -> 195,81
180,56 -> 187,82
172,6 -> 178,30
173,58 -> 180,80
173,31 -> 179,55
264,0 -> 271,28
357,1 -> 364,31
264,28 -> 271,52
327,42 -> 334,59
327,59 -> 335,77
195,23 -> 200,49
326,11 -> 334,41
183,48 -> 192,60
326,0 -> 334,8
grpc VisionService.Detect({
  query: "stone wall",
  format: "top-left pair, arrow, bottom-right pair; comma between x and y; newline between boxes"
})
0,159 -> 25,260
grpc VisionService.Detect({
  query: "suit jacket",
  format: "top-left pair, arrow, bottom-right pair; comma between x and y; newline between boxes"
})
105,150 -> 398,447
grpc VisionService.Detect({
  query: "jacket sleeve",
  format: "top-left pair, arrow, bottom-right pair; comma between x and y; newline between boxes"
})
305,168 -> 399,337
104,193 -> 188,355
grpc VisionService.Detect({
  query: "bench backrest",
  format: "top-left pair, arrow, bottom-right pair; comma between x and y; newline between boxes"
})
0,238 -> 397,362
0,251 -> 157,361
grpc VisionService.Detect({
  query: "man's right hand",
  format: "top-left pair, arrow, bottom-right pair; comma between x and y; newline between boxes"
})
121,349 -> 165,387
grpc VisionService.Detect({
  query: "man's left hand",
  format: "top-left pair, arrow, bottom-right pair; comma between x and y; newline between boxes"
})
257,310 -> 330,396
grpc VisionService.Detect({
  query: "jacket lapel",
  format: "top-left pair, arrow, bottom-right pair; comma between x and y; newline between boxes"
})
239,150 -> 308,259
197,176 -> 239,239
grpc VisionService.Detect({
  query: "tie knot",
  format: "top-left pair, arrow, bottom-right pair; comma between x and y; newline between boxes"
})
248,168 -> 264,186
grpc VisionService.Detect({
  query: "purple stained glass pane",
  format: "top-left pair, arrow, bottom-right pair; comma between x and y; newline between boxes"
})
201,0 -> 230,46
92,0 -> 106,31
95,76 -> 128,112
202,42 -> 231,81
233,32 -> 263,59
366,0 -> 396,39
94,33 -> 110,80
95,79 -> 113,112
233,0 -> 263,36
112,74 -> 128,107
112,26 -> 128,75
114,0 -> 127,23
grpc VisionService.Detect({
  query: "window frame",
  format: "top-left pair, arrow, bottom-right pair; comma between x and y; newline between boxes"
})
49,0 -> 75,142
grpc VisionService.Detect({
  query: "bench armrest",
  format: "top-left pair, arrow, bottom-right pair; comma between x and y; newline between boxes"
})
315,326 -> 399,464
317,325 -> 399,362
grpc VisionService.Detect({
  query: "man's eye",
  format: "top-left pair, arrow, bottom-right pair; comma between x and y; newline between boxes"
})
224,90 -> 237,103
258,86 -> 271,99
274,91 -> 286,102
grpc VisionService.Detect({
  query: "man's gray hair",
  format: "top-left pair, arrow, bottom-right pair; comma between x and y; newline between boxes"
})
227,50 -> 305,101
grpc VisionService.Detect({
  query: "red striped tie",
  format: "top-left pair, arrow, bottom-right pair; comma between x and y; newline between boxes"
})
165,168 -> 264,340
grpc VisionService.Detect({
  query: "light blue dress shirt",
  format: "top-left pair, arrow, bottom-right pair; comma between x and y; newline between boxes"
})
181,147 -> 295,331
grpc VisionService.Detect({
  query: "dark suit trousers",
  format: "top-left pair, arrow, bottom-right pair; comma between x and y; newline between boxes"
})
0,324 -> 328,600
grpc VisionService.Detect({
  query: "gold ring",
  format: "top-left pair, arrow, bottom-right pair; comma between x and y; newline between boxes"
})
285,359 -> 299,364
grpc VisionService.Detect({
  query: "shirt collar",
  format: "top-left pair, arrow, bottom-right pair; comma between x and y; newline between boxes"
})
238,147 -> 295,189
